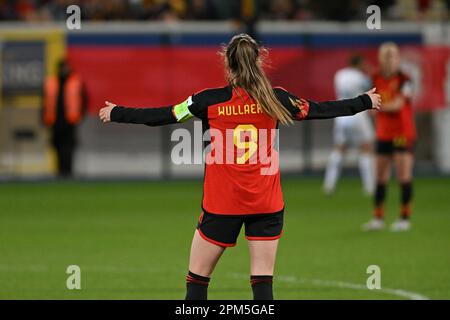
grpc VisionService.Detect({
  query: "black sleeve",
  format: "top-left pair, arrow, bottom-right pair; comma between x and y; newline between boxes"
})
274,87 -> 372,121
187,86 -> 233,120
187,94 -> 207,120
110,105 -> 177,127
306,95 -> 372,119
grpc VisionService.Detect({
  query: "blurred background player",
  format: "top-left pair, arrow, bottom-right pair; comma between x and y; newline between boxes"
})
363,42 -> 416,232
43,59 -> 86,178
323,54 -> 375,195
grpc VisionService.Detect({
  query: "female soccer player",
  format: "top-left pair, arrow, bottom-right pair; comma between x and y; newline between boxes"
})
363,42 -> 416,232
99,33 -> 381,300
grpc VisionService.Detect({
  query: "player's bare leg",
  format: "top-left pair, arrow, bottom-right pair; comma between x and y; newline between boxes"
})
248,239 -> 279,300
362,154 -> 391,231
323,145 -> 346,195
391,152 -> 414,231
185,230 -> 225,300
358,142 -> 375,195
189,230 -> 225,276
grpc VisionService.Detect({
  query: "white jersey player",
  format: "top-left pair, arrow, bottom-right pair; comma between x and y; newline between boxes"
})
323,55 -> 375,195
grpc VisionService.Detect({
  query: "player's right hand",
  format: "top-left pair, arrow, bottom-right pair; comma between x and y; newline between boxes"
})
365,87 -> 381,110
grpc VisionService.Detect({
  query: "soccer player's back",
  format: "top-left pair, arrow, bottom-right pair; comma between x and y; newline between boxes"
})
195,85 -> 283,216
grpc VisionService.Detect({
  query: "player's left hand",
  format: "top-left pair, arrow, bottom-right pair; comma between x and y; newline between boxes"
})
99,101 -> 116,123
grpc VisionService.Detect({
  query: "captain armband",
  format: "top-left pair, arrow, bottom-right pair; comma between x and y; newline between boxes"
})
173,96 -> 194,123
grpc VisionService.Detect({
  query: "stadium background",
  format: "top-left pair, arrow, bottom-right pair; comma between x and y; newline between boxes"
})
0,0 -> 449,300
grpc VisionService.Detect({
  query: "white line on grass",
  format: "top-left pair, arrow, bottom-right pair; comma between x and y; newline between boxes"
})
229,273 -> 430,300
0,265 -> 430,300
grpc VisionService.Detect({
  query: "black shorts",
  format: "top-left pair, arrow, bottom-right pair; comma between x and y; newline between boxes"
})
376,138 -> 415,155
197,210 -> 284,247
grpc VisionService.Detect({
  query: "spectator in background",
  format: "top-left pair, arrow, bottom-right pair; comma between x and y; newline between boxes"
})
230,0 -> 260,40
270,0 -> 297,20
10,0 -> 37,20
40,0 -> 71,21
312,0 -> 365,21
186,0 -> 217,20
43,59 -> 87,177
0,0 -> 16,20
135,0 -> 186,20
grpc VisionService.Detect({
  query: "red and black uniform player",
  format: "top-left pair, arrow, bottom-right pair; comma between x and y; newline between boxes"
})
99,34 -> 380,300
365,42 -> 416,232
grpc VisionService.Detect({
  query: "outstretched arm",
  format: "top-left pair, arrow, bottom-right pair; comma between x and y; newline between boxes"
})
306,88 -> 380,119
99,97 -> 194,126
274,87 -> 381,121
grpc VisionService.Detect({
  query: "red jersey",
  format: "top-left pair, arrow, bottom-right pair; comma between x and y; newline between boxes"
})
201,87 -> 283,215
372,71 -> 416,141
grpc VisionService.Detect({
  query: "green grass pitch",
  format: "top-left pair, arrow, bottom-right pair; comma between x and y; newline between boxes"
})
0,177 -> 449,299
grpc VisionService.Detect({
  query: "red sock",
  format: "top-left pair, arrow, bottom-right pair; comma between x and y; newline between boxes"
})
374,206 -> 384,219
401,204 -> 411,219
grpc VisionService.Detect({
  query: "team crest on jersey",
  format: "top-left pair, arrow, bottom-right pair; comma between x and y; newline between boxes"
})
289,97 -> 309,120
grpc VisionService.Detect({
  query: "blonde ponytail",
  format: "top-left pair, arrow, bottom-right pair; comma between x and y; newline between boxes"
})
222,33 -> 293,125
